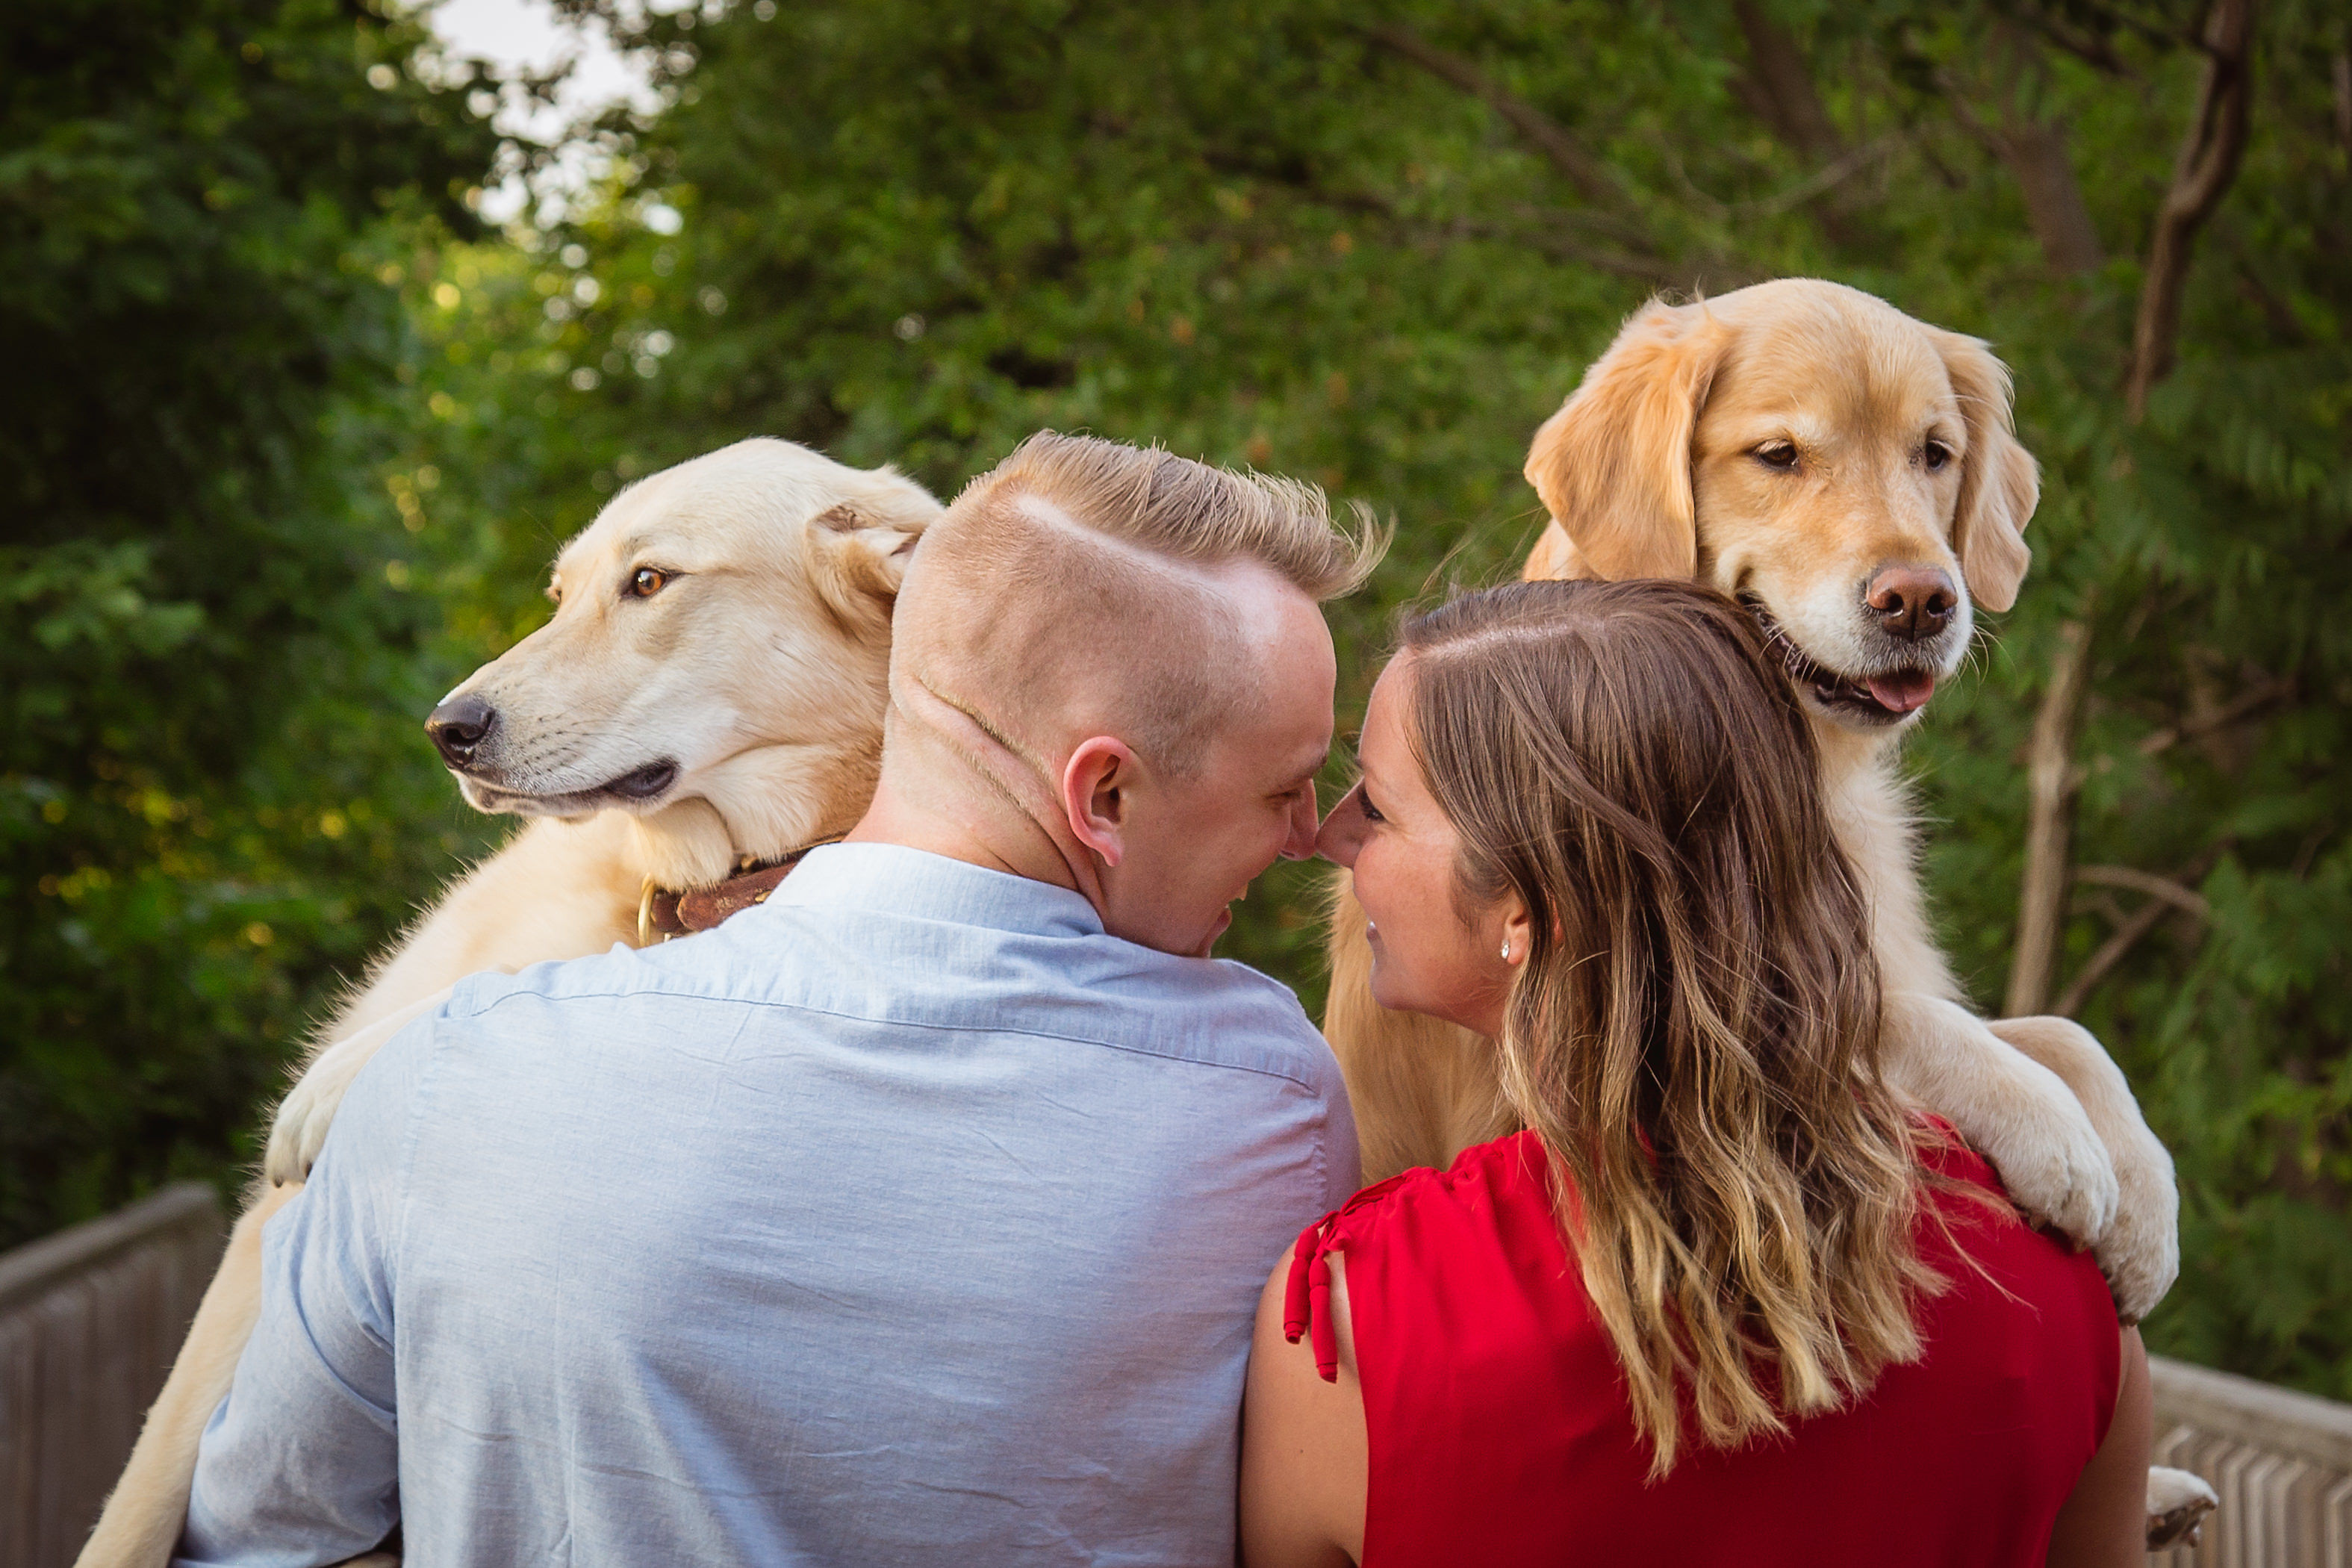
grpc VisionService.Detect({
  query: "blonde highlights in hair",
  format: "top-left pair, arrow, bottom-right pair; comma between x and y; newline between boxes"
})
1399,579 -> 1938,1478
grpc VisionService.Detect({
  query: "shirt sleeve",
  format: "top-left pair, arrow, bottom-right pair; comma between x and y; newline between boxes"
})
171,1010 -> 437,1568
1322,1071 -> 1363,1214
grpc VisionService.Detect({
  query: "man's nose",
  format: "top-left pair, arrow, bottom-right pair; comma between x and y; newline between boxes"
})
1279,783 -> 1319,861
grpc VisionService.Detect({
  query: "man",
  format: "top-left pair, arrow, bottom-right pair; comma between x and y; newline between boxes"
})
173,433 -> 1381,1567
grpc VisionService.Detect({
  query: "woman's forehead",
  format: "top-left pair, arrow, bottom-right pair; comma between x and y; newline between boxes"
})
1357,658 -> 1416,770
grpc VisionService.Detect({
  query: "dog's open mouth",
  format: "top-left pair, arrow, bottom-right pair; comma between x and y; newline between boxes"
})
602,759 -> 680,800
458,758 -> 681,815
1740,597 -> 1936,727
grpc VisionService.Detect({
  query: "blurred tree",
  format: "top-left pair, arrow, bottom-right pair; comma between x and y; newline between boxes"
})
0,0 -> 500,1245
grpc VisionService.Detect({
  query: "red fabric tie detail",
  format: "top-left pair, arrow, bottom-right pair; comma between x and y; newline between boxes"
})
1307,1249 -> 1338,1381
1283,1223 -> 1319,1344
1282,1217 -> 1343,1384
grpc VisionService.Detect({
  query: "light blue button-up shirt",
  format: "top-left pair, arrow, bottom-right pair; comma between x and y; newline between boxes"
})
175,843 -> 1357,1568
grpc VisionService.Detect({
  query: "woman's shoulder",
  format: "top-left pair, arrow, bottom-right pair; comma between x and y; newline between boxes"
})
1315,1130 -> 1556,1252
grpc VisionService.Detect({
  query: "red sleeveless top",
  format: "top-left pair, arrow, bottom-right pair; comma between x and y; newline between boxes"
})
1284,1128 -> 2119,1567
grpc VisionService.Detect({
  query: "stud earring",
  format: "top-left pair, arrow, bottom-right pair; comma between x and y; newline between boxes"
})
1500,943 -> 1512,962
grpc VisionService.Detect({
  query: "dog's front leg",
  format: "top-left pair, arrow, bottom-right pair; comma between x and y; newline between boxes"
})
267,985 -> 456,1186
75,1179 -> 299,1568
1985,1015 -> 2178,1323
1879,992 -> 2120,1249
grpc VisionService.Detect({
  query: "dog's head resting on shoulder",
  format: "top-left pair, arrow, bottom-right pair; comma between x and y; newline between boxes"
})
1523,279 -> 2038,744
426,437 -> 945,889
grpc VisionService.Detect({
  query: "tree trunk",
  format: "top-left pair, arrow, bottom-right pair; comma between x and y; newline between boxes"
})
1731,0 -> 1844,161
1938,23 -> 2103,276
2008,617 -> 2095,1017
1995,117 -> 2104,276
1728,0 -> 1862,246
2125,0 -> 2260,420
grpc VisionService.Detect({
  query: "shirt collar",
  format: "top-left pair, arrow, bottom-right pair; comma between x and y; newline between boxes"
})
768,842 -> 1105,939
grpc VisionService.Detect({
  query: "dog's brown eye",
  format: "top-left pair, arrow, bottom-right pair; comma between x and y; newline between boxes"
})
1754,441 -> 1798,470
629,567 -> 668,597
1923,440 -> 1953,471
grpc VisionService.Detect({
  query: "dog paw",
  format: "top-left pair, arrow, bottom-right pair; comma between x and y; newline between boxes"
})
1970,1085 -> 2121,1253
265,1055 -> 353,1186
2146,1465 -> 2217,1549
264,988 -> 453,1185
1986,1014 -> 2180,1321
2094,1130 -> 2180,1323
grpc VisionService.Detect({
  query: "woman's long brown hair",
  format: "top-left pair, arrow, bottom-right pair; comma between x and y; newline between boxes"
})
1399,579 -> 1938,1477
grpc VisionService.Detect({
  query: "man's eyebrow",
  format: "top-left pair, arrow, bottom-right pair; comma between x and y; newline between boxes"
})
1276,747 -> 1329,788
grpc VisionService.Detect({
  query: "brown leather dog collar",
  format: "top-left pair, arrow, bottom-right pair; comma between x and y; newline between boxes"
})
635,839 -> 838,945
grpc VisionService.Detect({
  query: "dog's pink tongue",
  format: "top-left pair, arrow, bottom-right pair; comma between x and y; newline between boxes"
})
1867,671 -> 1938,714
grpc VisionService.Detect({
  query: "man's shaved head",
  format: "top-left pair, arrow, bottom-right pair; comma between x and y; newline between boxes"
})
861,432 -> 1382,952
890,431 -> 1378,802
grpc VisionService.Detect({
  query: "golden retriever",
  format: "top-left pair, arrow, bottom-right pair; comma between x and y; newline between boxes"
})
1321,279 -> 2209,1537
74,438 -> 941,1568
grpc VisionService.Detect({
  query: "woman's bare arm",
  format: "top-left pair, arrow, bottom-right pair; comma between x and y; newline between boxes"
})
2046,1327 -> 2153,1568
1239,1255 -> 1368,1568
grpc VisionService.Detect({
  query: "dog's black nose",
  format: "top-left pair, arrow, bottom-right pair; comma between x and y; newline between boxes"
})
1865,567 -> 1958,642
426,694 -> 497,768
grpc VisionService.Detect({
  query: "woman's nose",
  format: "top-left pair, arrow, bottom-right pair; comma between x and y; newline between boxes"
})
1315,789 -> 1363,868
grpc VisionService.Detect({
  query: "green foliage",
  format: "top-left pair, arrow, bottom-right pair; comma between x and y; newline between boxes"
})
0,0 -> 502,1245
7,0 -> 2347,1398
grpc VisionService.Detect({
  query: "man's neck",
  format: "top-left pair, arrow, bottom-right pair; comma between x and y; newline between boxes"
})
841,772 -> 1089,897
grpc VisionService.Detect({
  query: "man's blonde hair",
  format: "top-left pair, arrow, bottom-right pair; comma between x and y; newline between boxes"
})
955,431 -> 1385,603
889,434 -> 1384,784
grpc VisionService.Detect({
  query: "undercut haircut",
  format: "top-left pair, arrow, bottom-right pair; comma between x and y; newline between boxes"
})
963,431 -> 1387,605
891,432 -> 1384,781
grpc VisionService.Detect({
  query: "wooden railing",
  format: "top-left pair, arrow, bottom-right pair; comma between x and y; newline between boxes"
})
4,1190 -> 2350,1565
0,1184 -> 224,1568
2150,1354 -> 2352,1567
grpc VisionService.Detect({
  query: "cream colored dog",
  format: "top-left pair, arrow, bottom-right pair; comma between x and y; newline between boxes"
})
75,438 -> 942,1568
1322,279 -> 2209,1536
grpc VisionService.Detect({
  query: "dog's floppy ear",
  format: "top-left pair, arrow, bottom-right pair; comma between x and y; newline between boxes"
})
809,495 -> 928,625
1522,301 -> 1732,582
1932,329 -> 2038,613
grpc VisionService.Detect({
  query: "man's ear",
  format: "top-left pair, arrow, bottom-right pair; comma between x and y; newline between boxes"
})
809,495 -> 930,627
1061,736 -> 1136,868
1522,299 -> 1732,582
1931,328 -> 2039,613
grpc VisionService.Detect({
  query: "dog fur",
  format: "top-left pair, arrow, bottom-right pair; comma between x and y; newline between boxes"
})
74,438 -> 941,1568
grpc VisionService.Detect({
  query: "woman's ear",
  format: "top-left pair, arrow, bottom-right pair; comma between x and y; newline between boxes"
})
809,491 -> 932,628
1500,897 -> 1534,967
1522,299 -> 1732,582
1931,329 -> 2039,613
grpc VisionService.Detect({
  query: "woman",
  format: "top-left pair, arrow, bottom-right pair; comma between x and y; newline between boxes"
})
1240,579 -> 2149,1567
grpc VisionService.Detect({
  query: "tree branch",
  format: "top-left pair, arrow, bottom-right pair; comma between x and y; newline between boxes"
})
2054,896 -> 2170,1018
2074,864 -> 2212,919
2007,617 -> 2096,1017
2124,0 -> 2260,420
2136,671 -> 2292,755
1361,24 -> 1627,212
2056,848 -> 2224,1016
2333,51 -> 2350,152
1439,217 -> 1678,281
